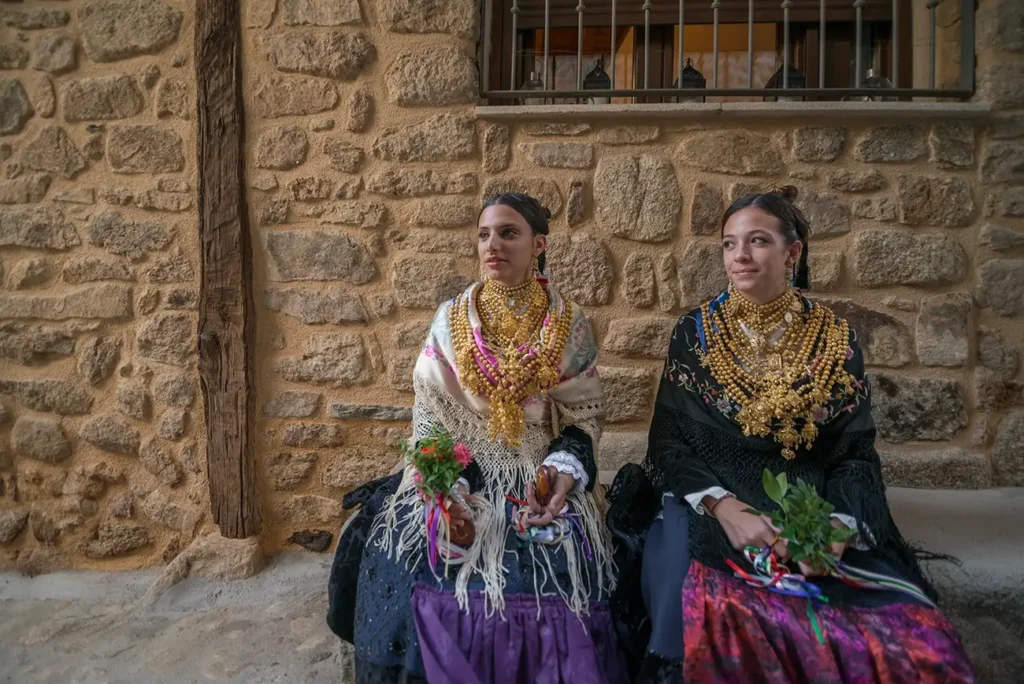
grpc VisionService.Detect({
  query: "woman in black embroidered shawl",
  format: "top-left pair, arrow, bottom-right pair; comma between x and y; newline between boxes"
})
607,186 -> 974,683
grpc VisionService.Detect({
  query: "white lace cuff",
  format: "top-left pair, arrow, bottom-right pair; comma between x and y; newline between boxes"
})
685,486 -> 734,515
543,451 -> 588,493
831,513 -> 875,551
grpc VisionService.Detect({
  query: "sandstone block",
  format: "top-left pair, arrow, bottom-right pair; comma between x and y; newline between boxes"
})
80,0 -> 182,62
323,140 -> 364,173
346,89 -> 373,132
269,451 -> 318,491
545,233 -> 613,306
897,175 -> 974,227
853,231 -> 965,287
992,410 -> 1024,486
254,77 -> 337,118
916,293 -> 971,367
567,180 -> 586,226
827,169 -> 885,193
153,372 -> 194,407
595,156 -> 680,242
8,257 -> 53,289
796,190 -> 849,237
525,123 -> 591,137
281,0 -> 361,25
599,366 -> 654,423
78,337 -> 120,385
330,403 -> 413,421
264,287 -> 366,324
792,127 -> 845,162
975,63 -> 1024,110
0,79 -> 32,135
3,8 -> 69,30
281,424 -> 346,448
597,126 -> 659,145
851,197 -> 896,222
145,253 -> 194,283
380,0 -> 476,38
605,318 -> 674,359
482,124 -> 510,173
86,522 -> 150,558
0,206 -> 80,250
678,131 -> 782,176
386,228 -> 474,257
392,254 -> 471,309
385,46 -> 477,107
622,253 -> 655,308
32,35 -> 76,74
810,253 -> 843,292
854,124 -> 926,163
116,382 -> 150,420
278,333 -> 367,387
373,114 -> 475,162
319,201 -> 388,228
136,313 -> 193,367
0,174 -> 52,205
981,142 -> 1024,184
263,30 -> 374,80
11,417 -> 71,464
278,494 -> 343,525
88,211 -> 171,260
0,283 -> 133,321
978,327 -> 1018,382
155,78 -> 190,119
265,230 -> 376,283
481,177 -> 561,217
0,509 -> 29,545
64,76 -> 144,122
368,169 -> 476,197
519,142 -> 593,169
287,177 -> 333,201
826,299 -> 912,367
979,223 -> 1024,252
689,182 -> 722,236
0,44 -> 29,70
0,323 -> 76,365
928,122 -> 974,169
976,258 -> 1024,317
387,353 -> 416,392
108,125 -> 184,174
256,125 -> 308,170
140,439 -> 182,485
157,407 -> 186,440
264,391 -> 322,418
139,490 -> 200,535
81,414 -> 141,456
678,242 -> 727,307
871,374 -> 966,442
408,197 -> 475,229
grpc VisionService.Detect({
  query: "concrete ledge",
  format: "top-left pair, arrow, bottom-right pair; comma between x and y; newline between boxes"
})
476,101 -> 992,122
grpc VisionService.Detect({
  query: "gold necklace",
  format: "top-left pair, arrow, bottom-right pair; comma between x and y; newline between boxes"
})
450,280 -> 572,446
699,289 -> 854,459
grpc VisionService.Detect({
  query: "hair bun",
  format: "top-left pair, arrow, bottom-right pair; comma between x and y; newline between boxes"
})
542,207 -> 552,220
768,184 -> 799,202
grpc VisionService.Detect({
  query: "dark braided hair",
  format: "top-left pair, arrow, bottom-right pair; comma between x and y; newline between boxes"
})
722,184 -> 811,290
479,193 -> 552,273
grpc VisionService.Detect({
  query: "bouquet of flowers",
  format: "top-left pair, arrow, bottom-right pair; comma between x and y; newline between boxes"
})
401,426 -> 475,572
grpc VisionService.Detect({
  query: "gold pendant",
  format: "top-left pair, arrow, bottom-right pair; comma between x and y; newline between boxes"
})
768,353 -> 782,372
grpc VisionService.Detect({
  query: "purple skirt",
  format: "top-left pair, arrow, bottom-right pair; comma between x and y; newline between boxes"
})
412,584 -> 630,684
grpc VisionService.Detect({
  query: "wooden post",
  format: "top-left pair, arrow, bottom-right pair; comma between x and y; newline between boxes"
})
195,0 -> 261,538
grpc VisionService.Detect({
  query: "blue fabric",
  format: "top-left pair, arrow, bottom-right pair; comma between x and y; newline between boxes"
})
641,494 -> 690,660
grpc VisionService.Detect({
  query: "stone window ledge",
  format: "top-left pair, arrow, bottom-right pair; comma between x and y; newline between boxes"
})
476,101 -> 992,122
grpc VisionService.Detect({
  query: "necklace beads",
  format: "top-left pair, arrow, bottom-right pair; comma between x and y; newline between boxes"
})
450,280 -> 571,446
699,288 -> 855,459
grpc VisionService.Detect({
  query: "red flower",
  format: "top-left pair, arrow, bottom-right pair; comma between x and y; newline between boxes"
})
453,443 -> 473,467
421,445 -> 435,455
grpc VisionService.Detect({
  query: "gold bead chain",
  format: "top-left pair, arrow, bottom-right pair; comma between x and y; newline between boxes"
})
450,279 -> 572,446
699,288 -> 855,459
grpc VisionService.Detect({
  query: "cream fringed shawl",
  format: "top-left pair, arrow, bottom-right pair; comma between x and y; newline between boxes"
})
371,281 -> 615,618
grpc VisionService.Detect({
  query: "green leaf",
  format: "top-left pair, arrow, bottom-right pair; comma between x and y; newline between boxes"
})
763,469 -> 784,504
777,472 -> 789,496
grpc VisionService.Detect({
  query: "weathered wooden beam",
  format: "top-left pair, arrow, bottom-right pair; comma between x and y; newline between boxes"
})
195,0 -> 261,538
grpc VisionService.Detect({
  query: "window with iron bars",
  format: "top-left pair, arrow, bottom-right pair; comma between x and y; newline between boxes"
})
478,0 -> 976,105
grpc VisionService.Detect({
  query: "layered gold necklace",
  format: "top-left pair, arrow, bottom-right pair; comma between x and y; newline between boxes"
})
451,278 -> 572,446
699,287 -> 854,459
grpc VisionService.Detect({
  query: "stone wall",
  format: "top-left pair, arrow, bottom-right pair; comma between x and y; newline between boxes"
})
0,0 -> 207,573
2,0 -> 1021,568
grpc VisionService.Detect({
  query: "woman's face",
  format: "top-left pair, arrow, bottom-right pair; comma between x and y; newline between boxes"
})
477,204 -> 547,286
721,207 -> 803,304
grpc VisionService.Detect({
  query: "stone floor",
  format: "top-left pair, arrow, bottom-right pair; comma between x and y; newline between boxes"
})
0,487 -> 1022,683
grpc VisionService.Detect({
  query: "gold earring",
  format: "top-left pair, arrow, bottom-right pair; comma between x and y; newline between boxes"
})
532,255 -> 539,275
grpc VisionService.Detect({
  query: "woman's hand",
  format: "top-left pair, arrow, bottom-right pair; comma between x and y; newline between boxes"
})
794,518 -> 850,576
447,480 -> 475,545
710,497 -> 789,560
524,473 -> 575,527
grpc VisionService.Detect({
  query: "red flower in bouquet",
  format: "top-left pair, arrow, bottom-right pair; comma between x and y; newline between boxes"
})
401,426 -> 473,500
454,443 -> 472,468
